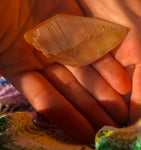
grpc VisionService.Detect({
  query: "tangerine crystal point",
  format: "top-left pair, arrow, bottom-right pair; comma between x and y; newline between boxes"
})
24,14 -> 127,66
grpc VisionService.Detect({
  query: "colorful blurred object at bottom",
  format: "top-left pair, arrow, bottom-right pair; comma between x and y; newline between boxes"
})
0,75 -> 141,150
0,112 -> 93,150
0,75 -> 10,85
0,75 -> 93,150
95,120 -> 141,150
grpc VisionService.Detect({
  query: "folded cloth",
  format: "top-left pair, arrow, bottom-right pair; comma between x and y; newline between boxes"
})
0,76 -> 34,113
0,112 -> 94,150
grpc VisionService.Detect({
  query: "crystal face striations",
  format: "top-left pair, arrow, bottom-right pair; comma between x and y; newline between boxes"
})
24,14 -> 127,66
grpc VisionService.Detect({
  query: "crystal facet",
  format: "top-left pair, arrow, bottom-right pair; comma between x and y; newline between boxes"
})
24,14 -> 127,66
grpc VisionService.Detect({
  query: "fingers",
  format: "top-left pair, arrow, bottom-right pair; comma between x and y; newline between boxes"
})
66,65 -> 128,124
12,70 -> 95,143
122,65 -> 135,105
112,29 -> 141,66
42,64 -> 117,129
92,54 -> 131,95
129,64 -> 141,124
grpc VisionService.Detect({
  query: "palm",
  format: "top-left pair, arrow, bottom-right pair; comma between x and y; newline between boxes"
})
0,0 -> 139,143
0,0 -> 98,143
78,0 -> 141,123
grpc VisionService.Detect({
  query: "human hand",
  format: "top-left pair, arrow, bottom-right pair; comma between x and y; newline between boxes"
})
0,0 -> 131,143
78,0 -> 141,124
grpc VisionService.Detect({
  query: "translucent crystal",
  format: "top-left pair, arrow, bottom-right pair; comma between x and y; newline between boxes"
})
24,14 -> 127,66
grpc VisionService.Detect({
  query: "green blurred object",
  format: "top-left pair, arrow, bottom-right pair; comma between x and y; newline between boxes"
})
95,120 -> 141,150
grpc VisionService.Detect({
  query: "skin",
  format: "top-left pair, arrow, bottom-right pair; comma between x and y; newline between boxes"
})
0,0 -> 140,143
77,0 -> 141,124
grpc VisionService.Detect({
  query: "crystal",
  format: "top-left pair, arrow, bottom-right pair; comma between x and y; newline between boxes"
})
24,14 -> 127,66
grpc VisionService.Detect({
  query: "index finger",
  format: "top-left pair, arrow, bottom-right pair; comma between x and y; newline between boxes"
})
12,70 -> 95,143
